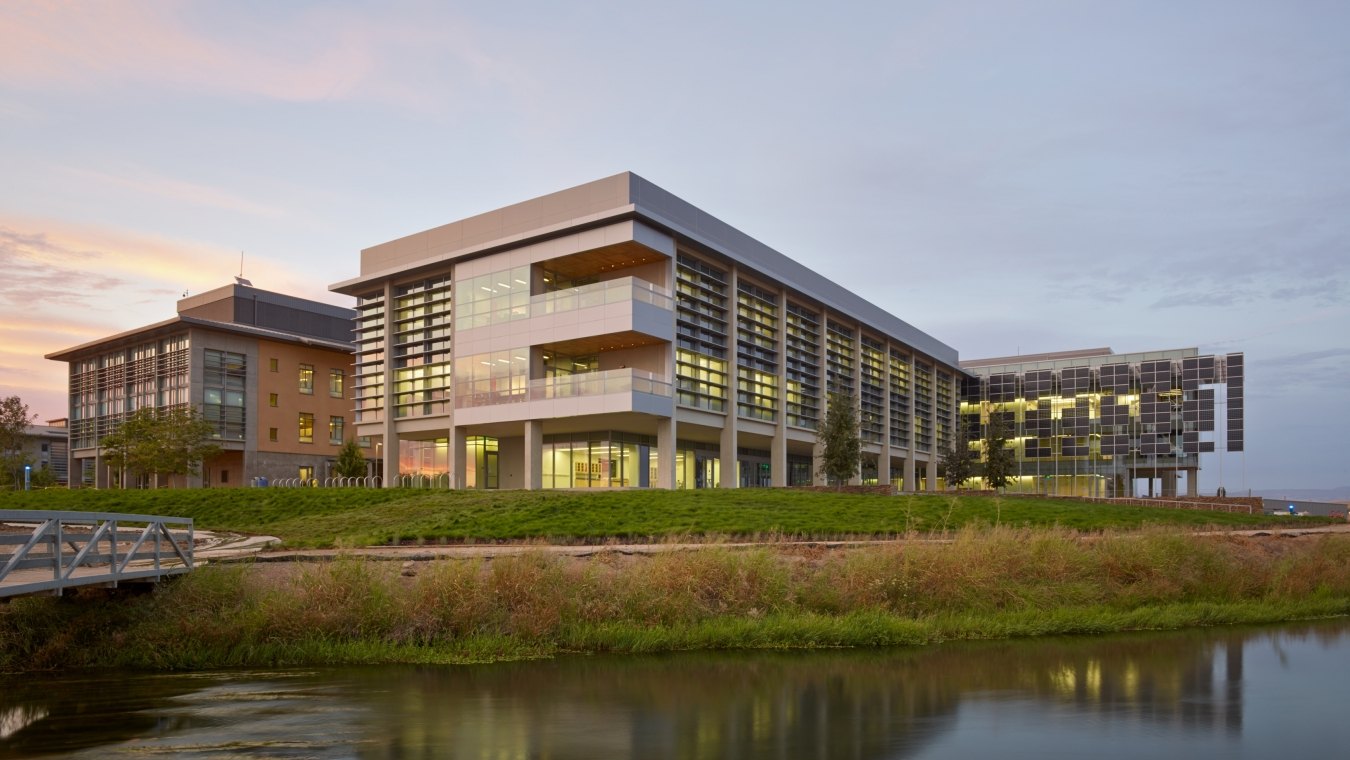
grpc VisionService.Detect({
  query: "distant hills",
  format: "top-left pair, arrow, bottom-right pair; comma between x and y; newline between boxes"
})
1251,486 -> 1350,504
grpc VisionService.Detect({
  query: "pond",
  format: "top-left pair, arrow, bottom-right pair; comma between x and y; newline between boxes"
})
2,619 -> 1346,758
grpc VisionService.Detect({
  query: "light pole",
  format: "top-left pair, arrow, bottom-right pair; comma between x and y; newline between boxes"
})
23,464 -> 31,491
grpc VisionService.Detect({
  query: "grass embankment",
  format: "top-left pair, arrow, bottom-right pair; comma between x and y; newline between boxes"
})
0,488 -> 1330,547
3,527 -> 1348,672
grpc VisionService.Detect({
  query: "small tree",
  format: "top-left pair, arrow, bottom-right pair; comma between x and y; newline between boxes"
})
101,407 -> 221,487
334,439 -> 367,478
939,417 -> 977,490
817,392 -> 861,488
0,395 -> 38,486
983,410 -> 1015,491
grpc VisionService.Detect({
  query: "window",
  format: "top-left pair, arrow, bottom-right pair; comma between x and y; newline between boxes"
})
357,436 -> 372,448
269,357 -> 278,372
298,412 -> 314,443
220,470 -> 229,484
298,465 -> 314,482
269,393 -> 278,407
203,349 -> 246,440
269,427 -> 278,442
299,364 -> 314,394
330,369 -> 345,398
329,415 -> 344,444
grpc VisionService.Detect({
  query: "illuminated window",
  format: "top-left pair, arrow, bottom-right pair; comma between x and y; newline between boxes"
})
298,412 -> 314,443
269,427 -> 278,442
268,393 -> 278,407
298,465 -> 314,482
299,364 -> 314,394
269,358 -> 278,372
329,415 -> 344,444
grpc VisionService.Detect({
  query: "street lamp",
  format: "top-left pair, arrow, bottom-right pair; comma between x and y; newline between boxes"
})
23,464 -> 31,491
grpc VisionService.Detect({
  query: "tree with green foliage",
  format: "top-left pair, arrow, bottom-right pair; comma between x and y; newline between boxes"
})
982,410 -> 1015,491
939,417 -> 978,490
100,407 -> 221,488
817,392 -> 861,488
0,395 -> 38,487
334,439 -> 368,478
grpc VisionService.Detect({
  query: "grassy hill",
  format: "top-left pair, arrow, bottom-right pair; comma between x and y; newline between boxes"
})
0,488 -> 1331,548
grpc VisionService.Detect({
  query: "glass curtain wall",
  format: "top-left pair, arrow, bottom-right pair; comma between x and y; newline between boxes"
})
391,276 -> 451,419
675,254 -> 729,412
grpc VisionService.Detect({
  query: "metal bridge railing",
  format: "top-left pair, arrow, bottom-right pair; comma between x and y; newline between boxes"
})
0,510 -> 194,599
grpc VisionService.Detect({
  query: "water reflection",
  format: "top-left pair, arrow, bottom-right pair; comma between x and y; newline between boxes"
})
1,620 -> 1346,759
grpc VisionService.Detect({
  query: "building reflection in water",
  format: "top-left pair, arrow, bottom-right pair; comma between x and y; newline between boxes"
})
5,622 -> 1348,759
350,627 -> 1261,759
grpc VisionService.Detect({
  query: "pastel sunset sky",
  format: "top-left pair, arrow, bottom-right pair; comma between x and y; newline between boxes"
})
2,1 -> 1346,491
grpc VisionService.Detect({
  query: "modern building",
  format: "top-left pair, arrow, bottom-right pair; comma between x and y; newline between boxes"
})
960,347 -> 1244,498
330,172 -> 963,490
46,284 -> 357,487
2,419 -> 68,487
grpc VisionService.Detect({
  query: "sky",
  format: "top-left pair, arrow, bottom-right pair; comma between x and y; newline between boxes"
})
1,0 -> 1346,492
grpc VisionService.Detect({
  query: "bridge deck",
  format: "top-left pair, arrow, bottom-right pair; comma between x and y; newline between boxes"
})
1,510 -> 194,599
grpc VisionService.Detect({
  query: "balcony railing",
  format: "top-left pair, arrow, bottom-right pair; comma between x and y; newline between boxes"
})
532,277 -> 673,315
455,368 -> 672,409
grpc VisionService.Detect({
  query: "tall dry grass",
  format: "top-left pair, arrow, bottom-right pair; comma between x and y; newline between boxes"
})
3,527 -> 1349,671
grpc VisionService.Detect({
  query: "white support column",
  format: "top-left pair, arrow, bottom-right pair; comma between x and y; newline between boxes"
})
449,425 -> 467,489
524,419 -> 543,490
771,288 -> 788,487
656,417 -> 677,489
719,265 -> 739,488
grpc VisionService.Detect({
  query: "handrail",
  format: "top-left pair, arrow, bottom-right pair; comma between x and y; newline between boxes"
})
456,367 -> 673,409
0,510 -> 194,598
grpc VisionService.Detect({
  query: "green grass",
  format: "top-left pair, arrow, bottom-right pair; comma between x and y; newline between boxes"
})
0,488 -> 1332,547
4,528 -> 1348,672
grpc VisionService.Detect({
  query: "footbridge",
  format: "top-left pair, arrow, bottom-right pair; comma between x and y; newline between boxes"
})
0,510 -> 194,599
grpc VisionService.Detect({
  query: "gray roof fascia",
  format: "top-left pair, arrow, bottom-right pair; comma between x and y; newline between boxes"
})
45,316 -> 353,363
626,174 -> 959,367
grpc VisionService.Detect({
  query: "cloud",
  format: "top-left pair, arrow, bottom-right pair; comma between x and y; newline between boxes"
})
59,166 -> 283,218
0,2 -> 529,113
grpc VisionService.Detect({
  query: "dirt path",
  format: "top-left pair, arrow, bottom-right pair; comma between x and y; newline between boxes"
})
206,523 -> 1350,564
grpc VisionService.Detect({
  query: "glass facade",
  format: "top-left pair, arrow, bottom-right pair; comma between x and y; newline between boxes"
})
203,349 -> 246,441
735,281 -> 778,422
353,292 -> 386,424
542,432 -> 655,489
675,254 -> 729,411
392,276 -> 452,419
961,350 -> 1244,496
68,333 -> 190,450
784,302 -> 820,430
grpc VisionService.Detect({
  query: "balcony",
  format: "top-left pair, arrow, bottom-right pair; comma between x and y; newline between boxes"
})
454,277 -> 674,356
533,277 -> 673,315
452,368 -> 674,426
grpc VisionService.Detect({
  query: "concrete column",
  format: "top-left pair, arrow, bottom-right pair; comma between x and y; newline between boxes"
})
926,458 -> 938,493
524,419 -> 543,490
1162,469 -> 1178,498
771,288 -> 788,487
381,279 -> 398,487
449,425 -> 467,489
720,265 -> 739,488
655,417 -> 677,489
1185,469 -> 1198,497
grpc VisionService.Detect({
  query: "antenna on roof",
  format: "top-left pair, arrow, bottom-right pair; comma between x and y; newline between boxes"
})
235,251 -> 252,287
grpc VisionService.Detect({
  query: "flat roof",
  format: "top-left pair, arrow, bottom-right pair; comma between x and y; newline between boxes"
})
331,172 -> 959,366
45,315 -> 353,362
